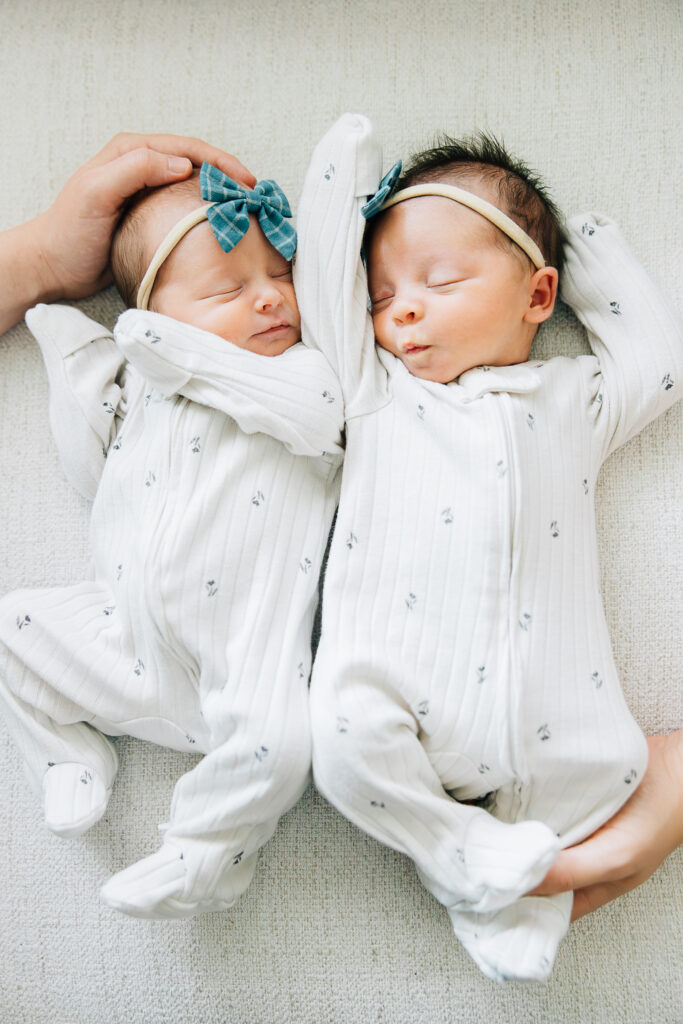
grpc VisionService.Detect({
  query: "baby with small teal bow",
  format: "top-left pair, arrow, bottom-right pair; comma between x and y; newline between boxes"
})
5,162 -> 344,919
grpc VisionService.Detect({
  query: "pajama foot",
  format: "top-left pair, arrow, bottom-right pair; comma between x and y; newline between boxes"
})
100,842 -> 239,920
460,814 -> 561,913
449,892 -> 573,983
42,762 -> 112,838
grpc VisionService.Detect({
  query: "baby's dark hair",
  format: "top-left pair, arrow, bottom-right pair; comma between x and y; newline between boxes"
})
111,172 -> 202,308
396,132 -> 566,272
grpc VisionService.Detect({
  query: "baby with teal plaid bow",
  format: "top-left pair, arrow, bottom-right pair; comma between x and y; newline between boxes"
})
2,166 -> 344,919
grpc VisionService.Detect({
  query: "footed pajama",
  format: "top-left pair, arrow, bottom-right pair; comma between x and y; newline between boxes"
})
295,114 -> 682,981
0,304 -> 344,918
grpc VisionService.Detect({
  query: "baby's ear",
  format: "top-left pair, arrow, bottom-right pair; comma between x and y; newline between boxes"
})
524,267 -> 558,324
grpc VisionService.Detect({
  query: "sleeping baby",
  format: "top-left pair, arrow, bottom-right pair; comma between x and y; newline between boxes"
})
295,114 -> 682,982
0,164 -> 344,919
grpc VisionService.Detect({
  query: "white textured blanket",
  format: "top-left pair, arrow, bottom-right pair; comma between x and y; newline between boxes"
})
0,1 -> 680,1021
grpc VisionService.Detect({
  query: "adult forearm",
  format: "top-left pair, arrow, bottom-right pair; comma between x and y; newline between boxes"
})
0,216 -> 61,335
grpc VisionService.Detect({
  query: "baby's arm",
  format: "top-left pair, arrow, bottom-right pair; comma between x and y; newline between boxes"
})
114,309 -> 344,460
560,214 -> 682,458
295,113 -> 389,417
25,304 -> 129,499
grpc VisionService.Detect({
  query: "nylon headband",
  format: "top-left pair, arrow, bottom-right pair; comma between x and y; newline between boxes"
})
136,204 -> 214,310
380,183 -> 546,269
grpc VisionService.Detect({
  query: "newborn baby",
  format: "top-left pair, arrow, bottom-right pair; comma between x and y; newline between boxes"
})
295,114 -> 682,981
0,164 -> 344,919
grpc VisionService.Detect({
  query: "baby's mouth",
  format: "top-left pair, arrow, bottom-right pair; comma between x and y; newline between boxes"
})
401,342 -> 430,355
255,321 -> 291,336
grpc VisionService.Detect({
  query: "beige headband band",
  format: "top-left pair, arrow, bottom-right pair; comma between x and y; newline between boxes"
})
380,183 -> 546,269
136,203 -> 215,310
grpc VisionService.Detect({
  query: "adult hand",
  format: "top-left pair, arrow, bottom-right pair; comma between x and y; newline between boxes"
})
532,730 -> 683,919
1,133 -> 256,334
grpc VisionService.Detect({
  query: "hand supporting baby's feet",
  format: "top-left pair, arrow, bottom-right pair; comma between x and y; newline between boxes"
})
42,762 -> 112,838
100,840 -> 257,920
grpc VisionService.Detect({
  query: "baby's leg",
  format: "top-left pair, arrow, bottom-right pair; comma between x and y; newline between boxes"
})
0,585 -> 121,836
446,712 -> 649,982
311,670 -> 560,915
101,657 -> 312,919
448,892 -> 573,983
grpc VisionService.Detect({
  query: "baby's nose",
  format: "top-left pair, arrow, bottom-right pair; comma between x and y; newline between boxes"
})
255,284 -> 283,311
393,298 -> 424,324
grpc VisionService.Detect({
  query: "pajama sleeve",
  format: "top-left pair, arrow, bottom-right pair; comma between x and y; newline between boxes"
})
294,113 -> 391,418
560,214 -> 683,460
25,303 -> 130,500
114,309 -> 344,461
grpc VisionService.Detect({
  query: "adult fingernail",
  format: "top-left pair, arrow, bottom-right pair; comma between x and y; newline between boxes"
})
168,156 -> 191,174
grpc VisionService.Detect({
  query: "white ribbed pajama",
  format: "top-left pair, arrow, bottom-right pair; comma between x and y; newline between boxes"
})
0,304 -> 343,917
295,114 -> 682,981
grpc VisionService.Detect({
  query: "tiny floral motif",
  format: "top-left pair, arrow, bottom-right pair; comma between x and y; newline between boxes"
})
478,763 -> 490,775
476,665 -> 486,684
336,716 -> 349,733
596,392 -> 603,405
582,479 -> 589,495
591,671 -> 603,689
190,436 -> 201,453
324,164 -> 335,180
661,374 -> 674,391
405,592 -> 417,611
205,580 -> 218,597
581,222 -> 595,236
322,390 -> 335,404
144,393 -> 152,407
16,614 -> 31,630
145,471 -> 156,487
144,329 -> 161,343
526,412 -> 536,430
417,404 -> 425,420
537,723 -> 551,741
519,613 -> 532,631
441,507 -> 454,524
298,662 -> 306,679
233,851 -> 244,865
251,490 -> 265,506
134,658 -> 145,676
255,745 -> 269,761
370,800 -> 385,808
300,557 -> 312,574
456,848 -> 466,864
417,700 -> 429,717
103,605 -> 116,616
80,769 -> 93,785
496,460 -> 507,478
103,401 -> 116,415
609,301 -> 622,316
112,435 -> 123,451
116,564 -> 123,581
624,768 -> 638,784
185,733 -> 196,745
550,520 -> 559,538
481,365 -> 491,373
346,532 -> 358,549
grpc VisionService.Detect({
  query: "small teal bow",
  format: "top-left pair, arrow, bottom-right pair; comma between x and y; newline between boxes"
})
361,160 -> 403,220
200,162 -> 297,260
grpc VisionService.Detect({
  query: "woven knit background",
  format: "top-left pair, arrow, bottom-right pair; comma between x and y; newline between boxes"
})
0,1 -> 681,1021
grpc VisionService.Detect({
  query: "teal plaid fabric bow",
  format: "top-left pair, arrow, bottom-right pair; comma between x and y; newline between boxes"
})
200,162 -> 297,260
361,160 -> 403,219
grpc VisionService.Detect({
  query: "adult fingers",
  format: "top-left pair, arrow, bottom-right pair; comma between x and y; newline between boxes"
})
86,132 -> 256,186
530,829 -> 635,896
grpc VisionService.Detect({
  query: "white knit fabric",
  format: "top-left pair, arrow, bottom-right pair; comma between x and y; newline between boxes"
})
1,1 -> 681,1019
296,114 -> 682,982
0,304 -> 343,916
